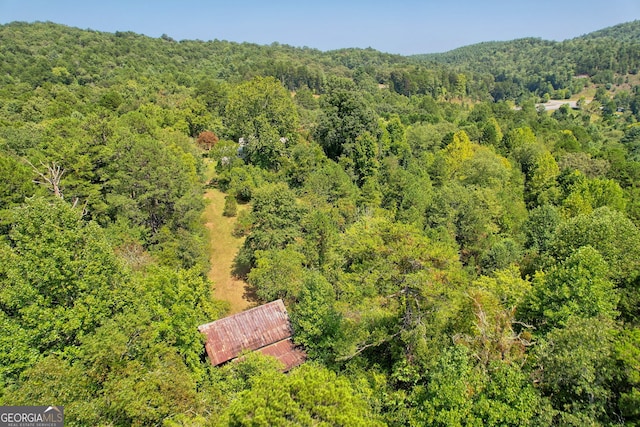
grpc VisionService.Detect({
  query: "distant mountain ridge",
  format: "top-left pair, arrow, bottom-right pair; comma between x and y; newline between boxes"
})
1,20 -> 638,103
0,21 -> 489,101
577,20 -> 640,42
412,20 -> 640,101
415,20 -> 640,61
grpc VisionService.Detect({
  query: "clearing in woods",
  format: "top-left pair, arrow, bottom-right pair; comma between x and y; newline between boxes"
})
202,187 -> 254,314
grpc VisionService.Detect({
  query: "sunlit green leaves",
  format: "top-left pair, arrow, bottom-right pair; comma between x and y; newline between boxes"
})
222,363 -> 384,426
0,197 -> 124,353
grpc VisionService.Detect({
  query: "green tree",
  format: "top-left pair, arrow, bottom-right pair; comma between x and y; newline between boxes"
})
225,76 -> 299,144
0,152 -> 36,211
1,264 -> 222,425
315,89 -> 378,160
381,115 -> 411,161
481,117 -> 503,146
551,207 -> 640,321
302,161 -> 359,218
298,208 -> 340,270
0,197 -> 124,360
195,78 -> 229,115
210,139 -> 242,171
535,316 -> 617,425
380,158 -> 433,228
283,141 -> 328,189
524,204 -> 561,253
334,216 -> 463,367
443,130 -> 475,179
504,126 -> 537,152
526,150 -> 560,207
291,272 -> 342,362
453,73 -> 467,98
223,194 -> 238,217
128,266 -> 222,373
615,327 -> 640,424
525,246 -> 619,331
0,311 -> 38,388
222,165 -> 269,203
248,247 -> 306,303
242,115 -> 288,170
0,355 -> 100,424
472,361 -> 549,426
221,363 -> 384,426
177,98 -> 215,138
551,207 -> 640,287
237,183 -> 304,269
555,129 -> 581,152
101,349 -> 198,426
479,237 -> 522,274
293,85 -> 318,110
102,134 -> 203,236
416,346 -> 483,426
427,183 -> 510,266
559,170 -> 627,216
353,131 -> 380,186
411,345 -> 545,426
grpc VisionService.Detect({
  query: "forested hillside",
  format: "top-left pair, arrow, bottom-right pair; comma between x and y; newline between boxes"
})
420,20 -> 640,102
1,21 -> 640,426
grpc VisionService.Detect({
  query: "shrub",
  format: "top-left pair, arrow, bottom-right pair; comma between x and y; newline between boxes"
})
223,195 -> 237,217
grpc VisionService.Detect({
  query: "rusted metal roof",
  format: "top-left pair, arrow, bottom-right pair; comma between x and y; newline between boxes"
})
257,338 -> 307,370
198,299 -> 306,371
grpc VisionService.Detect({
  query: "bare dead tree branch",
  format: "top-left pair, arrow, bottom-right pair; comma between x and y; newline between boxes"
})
71,197 -> 89,217
24,158 -> 65,199
336,331 -> 402,362
512,320 -> 536,330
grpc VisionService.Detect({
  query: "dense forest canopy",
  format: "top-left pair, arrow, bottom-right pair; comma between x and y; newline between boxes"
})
1,20 -> 640,426
418,20 -> 640,101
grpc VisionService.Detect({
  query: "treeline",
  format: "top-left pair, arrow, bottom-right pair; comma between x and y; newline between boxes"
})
420,20 -> 640,101
0,21 -> 490,101
1,21 -> 640,426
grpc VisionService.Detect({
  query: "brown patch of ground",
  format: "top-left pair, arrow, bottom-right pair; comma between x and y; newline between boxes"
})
203,188 -> 255,314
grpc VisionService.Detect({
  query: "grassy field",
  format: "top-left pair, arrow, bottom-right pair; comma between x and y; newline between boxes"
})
202,161 -> 254,314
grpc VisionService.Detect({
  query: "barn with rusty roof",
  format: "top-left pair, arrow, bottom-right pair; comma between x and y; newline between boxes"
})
198,299 -> 306,371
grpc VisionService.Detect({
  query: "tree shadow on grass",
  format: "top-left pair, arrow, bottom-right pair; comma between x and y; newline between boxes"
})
242,284 -> 260,305
231,252 -> 251,279
232,253 -> 261,305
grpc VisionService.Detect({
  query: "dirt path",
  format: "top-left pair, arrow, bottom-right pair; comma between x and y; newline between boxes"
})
536,99 -> 578,111
202,188 -> 254,314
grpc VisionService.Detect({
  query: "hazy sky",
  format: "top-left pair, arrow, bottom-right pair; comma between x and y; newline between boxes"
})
1,0 -> 639,55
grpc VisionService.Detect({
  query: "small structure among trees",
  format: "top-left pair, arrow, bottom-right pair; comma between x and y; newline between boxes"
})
198,299 -> 306,371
